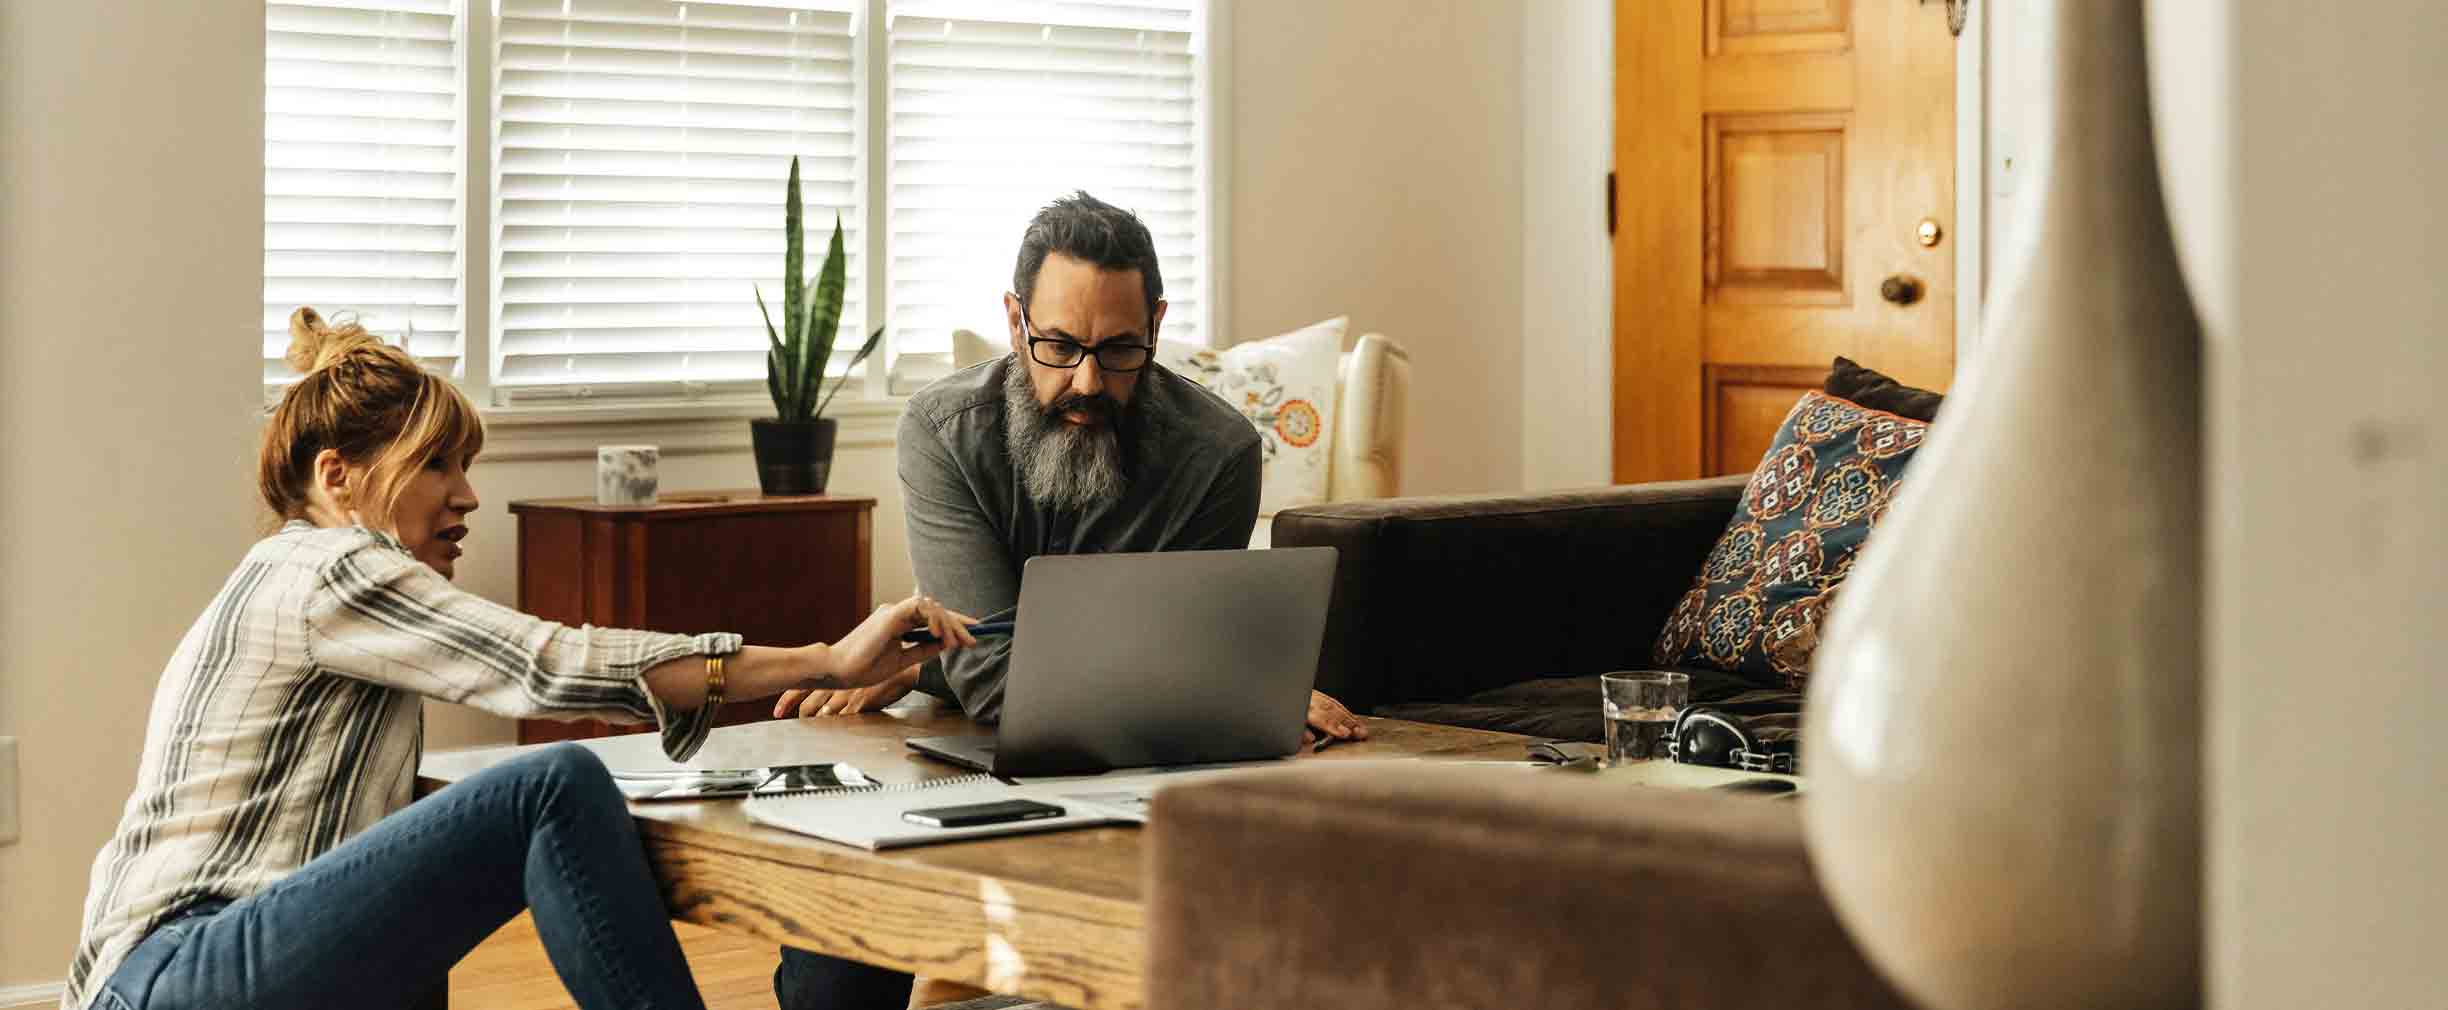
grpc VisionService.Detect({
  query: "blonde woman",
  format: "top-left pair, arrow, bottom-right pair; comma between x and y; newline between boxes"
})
64,309 -> 977,1010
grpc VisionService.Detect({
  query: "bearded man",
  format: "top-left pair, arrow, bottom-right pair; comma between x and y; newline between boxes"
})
777,190 -> 1367,736
768,191 -> 1368,1010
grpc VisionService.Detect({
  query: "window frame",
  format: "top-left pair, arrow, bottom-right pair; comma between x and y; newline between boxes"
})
275,0 -> 1227,455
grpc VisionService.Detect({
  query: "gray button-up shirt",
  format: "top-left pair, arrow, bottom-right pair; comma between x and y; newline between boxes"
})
901,355 -> 1264,722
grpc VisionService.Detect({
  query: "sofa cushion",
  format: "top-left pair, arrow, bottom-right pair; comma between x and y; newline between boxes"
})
1824,355 -> 1945,422
1377,697 -> 1601,742
1655,391 -> 1930,691
1381,670 -> 1804,743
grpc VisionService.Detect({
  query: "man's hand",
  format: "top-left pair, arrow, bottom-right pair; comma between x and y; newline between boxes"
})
775,665 -> 922,719
1300,690 -> 1369,745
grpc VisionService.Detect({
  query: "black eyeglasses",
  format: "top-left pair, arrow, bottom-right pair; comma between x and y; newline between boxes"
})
1017,302 -> 1153,373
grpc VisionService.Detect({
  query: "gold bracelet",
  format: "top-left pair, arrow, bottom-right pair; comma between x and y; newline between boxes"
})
703,653 -> 726,711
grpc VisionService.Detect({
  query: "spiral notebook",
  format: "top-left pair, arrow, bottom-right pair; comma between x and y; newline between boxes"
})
742,769 -> 1230,850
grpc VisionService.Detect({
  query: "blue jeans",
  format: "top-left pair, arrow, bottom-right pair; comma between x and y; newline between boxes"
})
775,946 -> 910,1010
97,744 -> 706,1010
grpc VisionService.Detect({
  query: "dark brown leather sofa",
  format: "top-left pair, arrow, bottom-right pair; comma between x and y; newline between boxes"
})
1139,479 -> 1911,1009
1272,475 -> 1807,742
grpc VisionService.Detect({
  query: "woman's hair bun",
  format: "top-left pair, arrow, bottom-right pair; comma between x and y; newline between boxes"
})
285,306 -> 388,374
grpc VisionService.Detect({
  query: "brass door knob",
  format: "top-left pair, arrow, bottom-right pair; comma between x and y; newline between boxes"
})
1880,275 -> 1923,305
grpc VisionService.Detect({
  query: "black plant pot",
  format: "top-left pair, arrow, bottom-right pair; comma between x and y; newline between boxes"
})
750,418 -> 837,495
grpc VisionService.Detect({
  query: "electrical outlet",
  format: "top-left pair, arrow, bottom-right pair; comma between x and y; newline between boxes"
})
0,737 -> 18,846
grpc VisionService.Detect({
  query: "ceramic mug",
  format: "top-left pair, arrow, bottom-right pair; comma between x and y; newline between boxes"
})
596,444 -> 659,506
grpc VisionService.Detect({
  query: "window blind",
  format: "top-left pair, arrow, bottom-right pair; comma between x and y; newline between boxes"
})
264,0 -> 465,388
886,0 -> 1203,367
493,0 -> 864,403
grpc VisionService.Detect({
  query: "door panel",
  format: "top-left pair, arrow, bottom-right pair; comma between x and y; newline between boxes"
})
1707,111 -> 1848,304
1701,53 -> 1853,111
1703,306 -> 1956,383
1709,0 -> 1850,56
1616,0 -> 1955,480
1703,364 -> 1827,476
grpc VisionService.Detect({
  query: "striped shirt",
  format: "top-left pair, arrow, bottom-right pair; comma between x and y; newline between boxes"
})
63,521 -> 738,1010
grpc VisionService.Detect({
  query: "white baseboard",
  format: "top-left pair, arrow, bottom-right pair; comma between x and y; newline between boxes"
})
0,981 -> 62,1009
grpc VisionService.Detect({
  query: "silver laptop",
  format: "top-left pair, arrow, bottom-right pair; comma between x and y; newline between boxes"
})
907,547 -> 1338,778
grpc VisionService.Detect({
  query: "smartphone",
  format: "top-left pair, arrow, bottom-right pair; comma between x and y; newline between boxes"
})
900,798 -> 1065,828
898,620 -> 1015,646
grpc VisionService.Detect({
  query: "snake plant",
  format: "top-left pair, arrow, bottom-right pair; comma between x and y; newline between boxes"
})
758,156 -> 884,423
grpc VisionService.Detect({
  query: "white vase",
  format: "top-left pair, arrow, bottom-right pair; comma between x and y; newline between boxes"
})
1800,2 -> 2202,1009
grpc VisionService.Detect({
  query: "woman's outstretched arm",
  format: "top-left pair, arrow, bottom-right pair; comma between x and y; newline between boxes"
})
304,532 -> 973,758
637,595 -> 978,708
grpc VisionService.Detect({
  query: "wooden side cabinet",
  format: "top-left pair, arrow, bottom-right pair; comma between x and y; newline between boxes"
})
508,491 -> 875,744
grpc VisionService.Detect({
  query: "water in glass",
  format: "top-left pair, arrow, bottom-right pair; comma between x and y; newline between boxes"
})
1604,700 -> 1679,764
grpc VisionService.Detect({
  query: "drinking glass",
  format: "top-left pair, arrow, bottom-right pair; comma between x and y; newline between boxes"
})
1600,671 -> 1690,766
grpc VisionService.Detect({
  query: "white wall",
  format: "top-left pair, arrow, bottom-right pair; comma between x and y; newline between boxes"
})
0,0 -> 266,988
2149,2 -> 2448,1007
1969,0 -> 2057,327
1229,0 -> 1528,496
1519,0 -> 1614,490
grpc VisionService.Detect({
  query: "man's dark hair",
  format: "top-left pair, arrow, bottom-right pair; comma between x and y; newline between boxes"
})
1012,191 -> 1164,327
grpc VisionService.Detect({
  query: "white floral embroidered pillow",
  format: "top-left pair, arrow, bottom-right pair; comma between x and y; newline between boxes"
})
1161,316 -> 1346,515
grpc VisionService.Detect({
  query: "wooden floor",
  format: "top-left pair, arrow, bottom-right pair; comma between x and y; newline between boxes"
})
452,913 -> 782,1010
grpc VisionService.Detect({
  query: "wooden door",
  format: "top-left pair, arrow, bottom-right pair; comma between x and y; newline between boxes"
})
1613,0 -> 1956,480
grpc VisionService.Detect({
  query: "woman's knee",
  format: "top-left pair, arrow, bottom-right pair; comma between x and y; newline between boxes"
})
491,744 -> 637,835
517,743 -> 616,801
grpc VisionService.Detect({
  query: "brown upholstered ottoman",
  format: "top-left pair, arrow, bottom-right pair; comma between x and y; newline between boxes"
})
1144,763 -> 1906,1010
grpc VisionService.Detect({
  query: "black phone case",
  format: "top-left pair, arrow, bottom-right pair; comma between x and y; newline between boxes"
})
903,799 -> 1064,828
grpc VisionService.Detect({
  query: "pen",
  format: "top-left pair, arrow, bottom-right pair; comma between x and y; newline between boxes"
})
1311,735 -> 1338,754
899,620 -> 1015,645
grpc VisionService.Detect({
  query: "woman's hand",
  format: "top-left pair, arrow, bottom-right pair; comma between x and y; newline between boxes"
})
809,594 -> 977,691
774,665 -> 922,719
641,597 -> 972,715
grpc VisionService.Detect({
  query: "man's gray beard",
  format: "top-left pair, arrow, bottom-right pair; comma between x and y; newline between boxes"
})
1003,363 -> 1139,512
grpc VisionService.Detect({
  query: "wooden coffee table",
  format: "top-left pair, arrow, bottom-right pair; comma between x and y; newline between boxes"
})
417,699 -> 1532,1010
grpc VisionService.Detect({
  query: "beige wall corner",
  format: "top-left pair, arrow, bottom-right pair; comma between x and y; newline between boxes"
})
2211,5 -> 2448,1009
2157,1 -> 2448,1007
1520,0 -> 1613,491
0,0 -> 265,987
1229,0 -> 1528,496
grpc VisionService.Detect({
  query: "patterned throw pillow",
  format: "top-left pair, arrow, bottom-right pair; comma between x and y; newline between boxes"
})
1653,390 -> 1929,690
1160,316 -> 1346,515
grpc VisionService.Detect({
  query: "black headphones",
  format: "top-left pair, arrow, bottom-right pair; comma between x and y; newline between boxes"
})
1670,706 -> 1799,775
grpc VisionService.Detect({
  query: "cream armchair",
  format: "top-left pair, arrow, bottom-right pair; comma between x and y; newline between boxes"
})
951,329 -> 1410,544
1320,331 -> 1409,504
